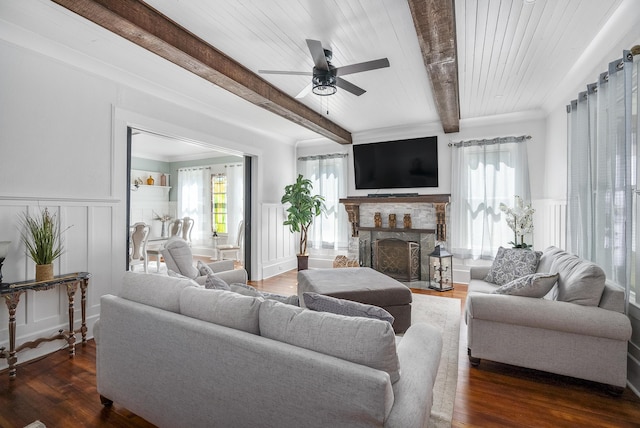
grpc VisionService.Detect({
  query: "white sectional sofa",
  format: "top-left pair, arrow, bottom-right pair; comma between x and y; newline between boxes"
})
465,246 -> 632,390
95,272 -> 443,428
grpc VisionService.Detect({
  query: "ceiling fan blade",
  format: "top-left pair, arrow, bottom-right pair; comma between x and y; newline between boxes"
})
295,83 -> 313,99
258,70 -> 312,76
306,39 -> 329,70
336,77 -> 366,96
335,58 -> 390,76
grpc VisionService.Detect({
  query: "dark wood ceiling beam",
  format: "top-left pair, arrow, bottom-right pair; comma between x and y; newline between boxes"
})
50,0 -> 352,145
407,0 -> 460,133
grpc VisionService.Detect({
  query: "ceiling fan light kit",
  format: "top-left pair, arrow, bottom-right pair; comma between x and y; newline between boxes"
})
259,39 -> 389,98
312,70 -> 337,96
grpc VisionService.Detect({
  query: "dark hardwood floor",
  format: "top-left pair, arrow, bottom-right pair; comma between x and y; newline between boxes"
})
1,268 -> 639,427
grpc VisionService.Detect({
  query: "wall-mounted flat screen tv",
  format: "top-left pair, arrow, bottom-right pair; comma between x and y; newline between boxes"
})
353,136 -> 438,189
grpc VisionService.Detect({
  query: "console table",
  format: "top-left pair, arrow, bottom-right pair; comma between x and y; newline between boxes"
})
0,272 -> 91,380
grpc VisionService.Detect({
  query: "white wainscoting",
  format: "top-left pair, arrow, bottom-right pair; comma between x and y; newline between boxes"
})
532,198 -> 567,251
0,198 -> 119,371
260,203 -> 297,279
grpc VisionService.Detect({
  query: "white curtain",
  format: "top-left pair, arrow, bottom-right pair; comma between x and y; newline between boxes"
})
450,136 -> 531,260
225,163 -> 244,245
178,167 -> 211,246
298,153 -> 349,251
567,51 -> 635,292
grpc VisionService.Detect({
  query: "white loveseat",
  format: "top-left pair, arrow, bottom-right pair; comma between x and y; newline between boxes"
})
465,246 -> 632,390
95,272 -> 443,427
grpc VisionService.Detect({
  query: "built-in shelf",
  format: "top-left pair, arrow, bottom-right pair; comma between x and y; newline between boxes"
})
136,185 -> 171,189
359,227 -> 436,234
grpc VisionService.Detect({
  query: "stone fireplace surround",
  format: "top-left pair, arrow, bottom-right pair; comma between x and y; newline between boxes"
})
339,195 -> 450,281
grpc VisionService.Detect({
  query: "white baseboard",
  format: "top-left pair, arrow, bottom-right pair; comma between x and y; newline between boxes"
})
262,258 -> 297,279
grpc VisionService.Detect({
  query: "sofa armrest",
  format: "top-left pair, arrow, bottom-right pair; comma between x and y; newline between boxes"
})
207,260 -> 235,273
466,293 -> 631,340
470,266 -> 490,280
385,323 -> 442,428
216,269 -> 248,285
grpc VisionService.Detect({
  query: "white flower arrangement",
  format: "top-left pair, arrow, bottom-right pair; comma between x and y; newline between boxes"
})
499,195 -> 535,249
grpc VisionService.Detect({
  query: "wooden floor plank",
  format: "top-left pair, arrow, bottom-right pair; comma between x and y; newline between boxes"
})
0,268 -> 638,427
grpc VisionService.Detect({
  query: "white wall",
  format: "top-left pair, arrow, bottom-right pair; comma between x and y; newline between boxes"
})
348,113 -> 548,200
0,29 -> 296,368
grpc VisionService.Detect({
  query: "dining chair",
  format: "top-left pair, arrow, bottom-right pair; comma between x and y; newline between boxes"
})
169,219 -> 183,237
182,217 -> 194,244
129,222 -> 150,273
217,220 -> 244,262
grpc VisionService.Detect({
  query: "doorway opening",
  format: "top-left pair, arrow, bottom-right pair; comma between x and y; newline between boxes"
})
126,127 -> 250,275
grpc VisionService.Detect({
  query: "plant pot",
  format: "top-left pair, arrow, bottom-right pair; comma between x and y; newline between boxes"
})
35,263 -> 54,282
297,254 -> 309,271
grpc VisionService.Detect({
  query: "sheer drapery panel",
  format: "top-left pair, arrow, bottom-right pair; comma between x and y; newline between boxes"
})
450,137 -> 531,260
566,50 -> 636,302
298,153 -> 349,251
178,167 -> 212,246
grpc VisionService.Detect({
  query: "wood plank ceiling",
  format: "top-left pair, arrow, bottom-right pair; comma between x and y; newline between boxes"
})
50,0 -> 354,145
46,0 -> 627,142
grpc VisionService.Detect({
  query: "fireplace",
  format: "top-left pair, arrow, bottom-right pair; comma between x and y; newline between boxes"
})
373,238 -> 420,282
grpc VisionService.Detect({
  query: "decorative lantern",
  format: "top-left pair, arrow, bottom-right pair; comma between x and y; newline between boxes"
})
428,245 -> 453,292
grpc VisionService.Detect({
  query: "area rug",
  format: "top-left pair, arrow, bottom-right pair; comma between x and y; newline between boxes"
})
409,293 -> 461,428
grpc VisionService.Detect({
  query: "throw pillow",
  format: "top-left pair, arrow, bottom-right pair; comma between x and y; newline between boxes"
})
259,299 -> 400,383
492,273 -> 559,298
180,287 -> 261,334
120,271 -> 196,313
197,260 -> 215,277
303,292 -> 395,325
551,251 -> 606,306
484,247 -> 542,285
204,273 -> 231,291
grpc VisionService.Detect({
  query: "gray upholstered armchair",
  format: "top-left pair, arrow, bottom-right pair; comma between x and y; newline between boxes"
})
160,237 -> 247,285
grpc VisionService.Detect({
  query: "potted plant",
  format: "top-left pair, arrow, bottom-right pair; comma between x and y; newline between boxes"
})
281,174 -> 325,270
19,208 -> 69,282
499,195 -> 535,249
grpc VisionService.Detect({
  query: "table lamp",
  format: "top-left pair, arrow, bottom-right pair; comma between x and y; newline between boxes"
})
0,241 -> 11,283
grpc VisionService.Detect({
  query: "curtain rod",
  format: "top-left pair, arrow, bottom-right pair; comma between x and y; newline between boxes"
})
298,153 -> 348,161
448,135 -> 531,147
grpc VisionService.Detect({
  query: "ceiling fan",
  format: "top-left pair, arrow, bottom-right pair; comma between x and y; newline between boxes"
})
258,39 -> 390,98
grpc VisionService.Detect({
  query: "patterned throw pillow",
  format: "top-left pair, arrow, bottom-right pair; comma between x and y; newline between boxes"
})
492,273 -> 559,298
204,273 -> 231,290
197,260 -> 215,276
484,247 -> 543,285
302,292 -> 395,325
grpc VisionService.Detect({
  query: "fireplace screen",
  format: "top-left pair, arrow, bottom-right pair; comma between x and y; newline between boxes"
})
372,238 -> 420,282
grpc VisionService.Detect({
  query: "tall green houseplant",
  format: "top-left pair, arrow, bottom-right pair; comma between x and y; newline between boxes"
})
281,174 -> 325,269
19,208 -> 68,281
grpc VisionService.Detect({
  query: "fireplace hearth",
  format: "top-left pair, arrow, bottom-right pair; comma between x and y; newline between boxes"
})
373,238 -> 420,282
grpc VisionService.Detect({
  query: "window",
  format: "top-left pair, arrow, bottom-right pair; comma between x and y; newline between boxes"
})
211,174 -> 227,234
450,137 -> 531,260
298,153 -> 349,251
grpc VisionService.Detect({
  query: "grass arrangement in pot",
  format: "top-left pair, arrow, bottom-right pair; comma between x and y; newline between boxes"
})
19,208 -> 69,282
281,174 -> 325,271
